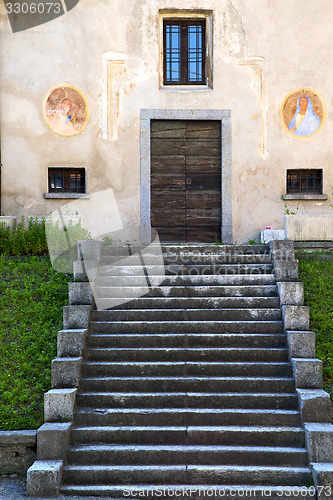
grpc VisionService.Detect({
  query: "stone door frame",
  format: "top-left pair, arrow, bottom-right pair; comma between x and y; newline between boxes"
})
140,109 -> 232,244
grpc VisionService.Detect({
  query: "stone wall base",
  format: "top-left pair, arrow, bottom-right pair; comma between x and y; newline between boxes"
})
0,431 -> 37,475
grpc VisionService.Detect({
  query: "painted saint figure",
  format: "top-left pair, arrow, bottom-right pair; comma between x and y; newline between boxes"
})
44,85 -> 88,136
288,95 -> 321,136
46,98 -> 79,136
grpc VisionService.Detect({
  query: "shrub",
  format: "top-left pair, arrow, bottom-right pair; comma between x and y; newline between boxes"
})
0,217 -> 47,255
0,216 -> 91,259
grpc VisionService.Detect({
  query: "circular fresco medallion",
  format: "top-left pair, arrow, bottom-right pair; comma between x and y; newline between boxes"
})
281,88 -> 326,138
44,85 -> 89,136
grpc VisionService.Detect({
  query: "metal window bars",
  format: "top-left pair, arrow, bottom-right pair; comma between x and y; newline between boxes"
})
48,168 -> 86,193
286,169 -> 323,195
163,19 -> 206,85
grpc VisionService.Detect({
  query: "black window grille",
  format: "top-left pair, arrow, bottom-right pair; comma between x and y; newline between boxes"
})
163,19 -> 206,85
286,169 -> 323,195
48,168 -> 86,193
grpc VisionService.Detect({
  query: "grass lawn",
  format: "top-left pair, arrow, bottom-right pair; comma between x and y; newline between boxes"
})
298,257 -> 333,399
0,256 -> 72,430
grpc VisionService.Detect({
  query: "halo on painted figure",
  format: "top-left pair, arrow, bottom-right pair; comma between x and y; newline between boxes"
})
281,88 -> 326,138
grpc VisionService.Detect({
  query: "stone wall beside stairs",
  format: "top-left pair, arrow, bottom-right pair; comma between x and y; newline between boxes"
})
270,239 -> 333,498
0,431 -> 36,475
27,243 -> 96,496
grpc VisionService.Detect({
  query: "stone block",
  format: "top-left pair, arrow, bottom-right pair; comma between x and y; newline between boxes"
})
0,431 -> 37,475
287,331 -> 316,358
282,305 -> 310,331
311,463 -> 333,499
51,357 -> 82,388
261,229 -> 285,244
270,239 -> 295,261
0,216 -> 16,228
57,329 -> 87,357
305,423 -> 333,462
73,259 -> 98,281
44,389 -> 77,422
37,423 -> 72,461
292,358 -> 323,389
63,305 -> 91,329
0,430 -> 36,447
273,261 -> 299,281
73,259 -> 86,281
81,259 -> 99,283
27,460 -> 63,497
277,282 -> 304,306
78,239 -> 102,261
297,389 -> 332,423
140,225 -> 153,245
68,282 -> 93,305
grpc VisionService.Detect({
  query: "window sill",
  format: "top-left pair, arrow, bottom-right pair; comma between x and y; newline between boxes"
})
44,193 -> 90,199
160,85 -> 212,92
282,194 -> 328,200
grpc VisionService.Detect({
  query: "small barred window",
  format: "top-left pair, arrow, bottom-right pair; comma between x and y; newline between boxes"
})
48,168 -> 86,194
286,169 -> 323,195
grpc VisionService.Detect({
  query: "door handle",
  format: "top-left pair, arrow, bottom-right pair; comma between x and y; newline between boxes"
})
186,178 -> 192,185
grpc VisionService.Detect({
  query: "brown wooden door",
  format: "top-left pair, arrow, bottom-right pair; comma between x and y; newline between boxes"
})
151,120 -> 221,243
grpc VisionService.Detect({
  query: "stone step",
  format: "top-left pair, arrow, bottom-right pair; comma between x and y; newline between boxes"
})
95,274 -> 277,287
81,362 -> 292,378
164,254 -> 272,264
74,406 -> 300,428
84,347 -> 289,362
66,444 -> 309,466
163,245 -> 271,255
93,296 -> 280,310
97,264 -> 273,276
90,308 -> 282,322
93,284 -> 278,298
74,393 -> 298,411
91,308 -> 282,324
99,254 -> 272,266
101,244 -> 270,255
60,481 -> 314,498
89,320 -> 283,334
93,308 -> 282,323
79,377 -> 295,393
86,333 -> 288,349
71,426 -> 305,447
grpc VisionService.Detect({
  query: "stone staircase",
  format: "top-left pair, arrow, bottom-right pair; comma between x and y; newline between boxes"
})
59,244 -> 314,498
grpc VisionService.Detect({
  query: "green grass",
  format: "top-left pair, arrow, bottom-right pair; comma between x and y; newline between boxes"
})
0,256 -> 72,430
299,258 -> 333,398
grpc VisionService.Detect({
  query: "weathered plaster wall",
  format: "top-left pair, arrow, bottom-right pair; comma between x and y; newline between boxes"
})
1,0 -> 333,242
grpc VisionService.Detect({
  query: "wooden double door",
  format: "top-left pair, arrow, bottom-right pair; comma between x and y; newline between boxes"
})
150,120 -> 221,243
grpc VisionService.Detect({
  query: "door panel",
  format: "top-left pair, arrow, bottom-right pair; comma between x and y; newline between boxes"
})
150,120 -> 221,242
186,157 -> 221,174
185,120 -> 221,139
186,141 -> 221,157
186,226 -> 221,243
186,190 -> 221,209
151,120 -> 186,138
151,140 -> 186,156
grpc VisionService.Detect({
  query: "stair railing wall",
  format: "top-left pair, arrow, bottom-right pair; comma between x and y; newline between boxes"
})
26,241 -> 99,496
270,239 -> 333,496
